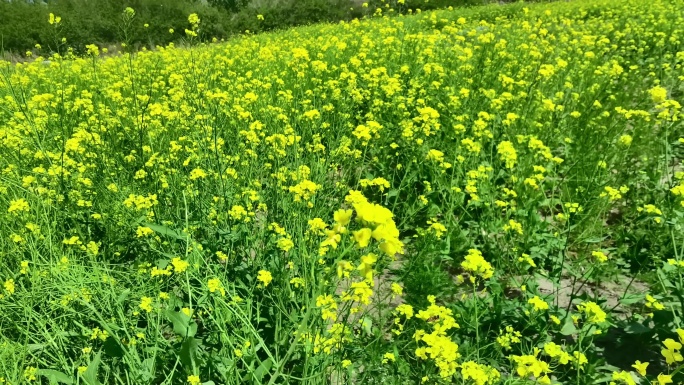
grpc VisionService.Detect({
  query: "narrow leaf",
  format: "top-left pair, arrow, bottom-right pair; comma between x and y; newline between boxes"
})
37,369 -> 73,384
83,352 -> 101,385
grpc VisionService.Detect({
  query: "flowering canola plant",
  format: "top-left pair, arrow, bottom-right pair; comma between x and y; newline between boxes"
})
0,0 -> 684,383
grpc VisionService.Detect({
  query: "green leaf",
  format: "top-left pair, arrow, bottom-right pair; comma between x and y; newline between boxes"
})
141,222 -> 187,240
624,321 -> 652,334
27,343 -> 46,352
560,318 -> 577,336
180,337 -> 200,369
116,289 -> 130,305
439,235 -> 451,256
658,270 -> 676,289
83,352 -> 102,385
618,293 -> 643,305
103,337 -> 125,358
361,316 -> 373,336
140,358 -> 155,381
165,309 -> 197,337
37,369 -> 73,384
253,358 -> 273,382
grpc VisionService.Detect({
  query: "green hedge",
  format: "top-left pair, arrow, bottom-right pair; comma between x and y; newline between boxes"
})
0,0 -> 233,54
0,0 -> 497,55
1,0 -> 360,54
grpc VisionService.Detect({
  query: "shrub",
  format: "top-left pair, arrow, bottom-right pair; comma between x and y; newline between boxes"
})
0,0 -> 233,54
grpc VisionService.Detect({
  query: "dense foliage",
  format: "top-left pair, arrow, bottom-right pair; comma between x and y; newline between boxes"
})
0,0 -> 684,384
0,0 -> 486,55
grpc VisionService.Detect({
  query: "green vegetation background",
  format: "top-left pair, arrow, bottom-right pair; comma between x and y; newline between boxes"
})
1,0 -> 490,55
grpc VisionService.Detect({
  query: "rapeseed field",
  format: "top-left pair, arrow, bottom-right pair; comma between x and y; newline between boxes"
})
1,0 -> 684,383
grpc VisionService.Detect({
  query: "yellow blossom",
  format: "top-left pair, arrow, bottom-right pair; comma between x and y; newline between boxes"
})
257,270 -> 273,287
